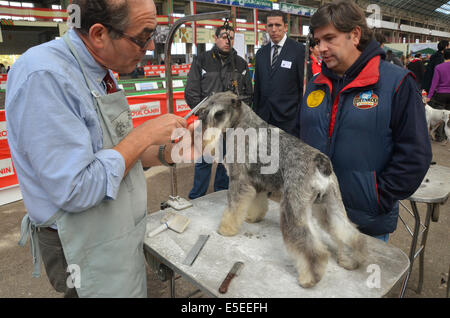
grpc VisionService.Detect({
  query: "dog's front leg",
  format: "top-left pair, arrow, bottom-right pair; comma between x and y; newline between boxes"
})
430,120 -> 444,141
245,192 -> 269,223
218,182 -> 256,236
429,128 -> 435,141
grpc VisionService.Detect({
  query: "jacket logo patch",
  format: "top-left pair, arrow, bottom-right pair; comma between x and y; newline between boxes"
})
353,90 -> 379,109
307,90 -> 325,108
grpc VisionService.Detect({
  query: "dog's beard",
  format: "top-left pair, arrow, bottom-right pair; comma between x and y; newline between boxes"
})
202,127 -> 223,160
203,138 -> 217,157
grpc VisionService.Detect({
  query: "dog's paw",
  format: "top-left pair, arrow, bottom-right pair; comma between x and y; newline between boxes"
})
218,222 -> 239,236
245,215 -> 264,223
337,254 -> 360,270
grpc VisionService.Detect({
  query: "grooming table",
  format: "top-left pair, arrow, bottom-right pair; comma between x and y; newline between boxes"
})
399,164 -> 450,297
144,191 -> 409,298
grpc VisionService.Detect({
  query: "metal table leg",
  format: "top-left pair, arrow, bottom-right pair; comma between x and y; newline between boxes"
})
399,201 -> 421,298
417,203 -> 434,294
399,201 -> 436,297
144,250 -> 177,297
167,267 -> 176,298
447,264 -> 450,298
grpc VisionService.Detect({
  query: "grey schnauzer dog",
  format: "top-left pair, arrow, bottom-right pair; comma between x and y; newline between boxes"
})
194,91 -> 366,288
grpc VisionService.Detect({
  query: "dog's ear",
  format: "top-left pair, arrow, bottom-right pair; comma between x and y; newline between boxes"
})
230,95 -> 249,109
230,98 -> 241,109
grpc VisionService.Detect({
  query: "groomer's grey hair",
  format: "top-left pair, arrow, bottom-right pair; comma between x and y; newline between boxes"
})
72,0 -> 130,39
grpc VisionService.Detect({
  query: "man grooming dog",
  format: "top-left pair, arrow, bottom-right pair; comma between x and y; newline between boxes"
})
194,91 -> 366,289
6,0 -> 194,298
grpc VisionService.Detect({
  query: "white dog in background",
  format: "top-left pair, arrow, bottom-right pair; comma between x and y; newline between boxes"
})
424,104 -> 450,145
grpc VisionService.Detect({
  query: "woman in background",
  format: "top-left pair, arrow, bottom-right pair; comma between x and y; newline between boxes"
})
427,48 -> 450,110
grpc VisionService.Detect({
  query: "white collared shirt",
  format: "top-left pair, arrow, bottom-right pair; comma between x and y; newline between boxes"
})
5,28 -> 125,227
270,33 -> 287,64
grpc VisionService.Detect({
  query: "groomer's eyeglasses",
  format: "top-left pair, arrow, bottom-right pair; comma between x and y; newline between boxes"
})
104,24 -> 156,50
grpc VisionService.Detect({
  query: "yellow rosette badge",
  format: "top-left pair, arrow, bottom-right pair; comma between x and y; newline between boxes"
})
307,90 -> 325,108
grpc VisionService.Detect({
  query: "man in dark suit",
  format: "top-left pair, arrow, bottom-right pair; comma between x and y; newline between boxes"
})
253,10 -> 305,136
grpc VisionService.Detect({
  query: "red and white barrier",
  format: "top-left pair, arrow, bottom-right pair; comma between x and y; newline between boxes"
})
127,91 -> 191,127
0,74 -> 7,89
0,110 -> 22,205
144,64 -> 191,77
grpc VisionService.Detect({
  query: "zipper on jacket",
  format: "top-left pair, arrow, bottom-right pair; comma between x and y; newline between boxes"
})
327,93 -> 340,153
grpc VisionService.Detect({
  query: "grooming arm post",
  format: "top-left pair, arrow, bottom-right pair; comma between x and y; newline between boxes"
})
162,11 -> 232,209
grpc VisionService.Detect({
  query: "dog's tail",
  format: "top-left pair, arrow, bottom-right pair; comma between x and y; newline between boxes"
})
310,154 -> 333,202
313,153 -> 332,177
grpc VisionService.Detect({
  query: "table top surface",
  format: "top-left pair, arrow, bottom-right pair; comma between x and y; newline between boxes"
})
409,165 -> 450,203
144,191 -> 410,298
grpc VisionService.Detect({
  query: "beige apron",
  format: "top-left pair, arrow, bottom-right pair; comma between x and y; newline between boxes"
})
19,33 -> 148,297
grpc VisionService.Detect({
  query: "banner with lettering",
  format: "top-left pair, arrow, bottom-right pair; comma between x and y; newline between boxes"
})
0,110 -> 19,189
127,91 -> 190,127
0,74 -> 7,89
280,2 -> 317,16
144,64 -> 191,77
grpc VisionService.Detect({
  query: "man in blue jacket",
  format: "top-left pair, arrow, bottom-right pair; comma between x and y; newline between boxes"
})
253,10 -> 305,136
296,0 -> 432,241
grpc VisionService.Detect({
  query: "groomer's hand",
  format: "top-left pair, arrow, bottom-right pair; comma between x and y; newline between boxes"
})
114,114 -> 186,176
137,113 -> 187,146
168,120 -> 202,163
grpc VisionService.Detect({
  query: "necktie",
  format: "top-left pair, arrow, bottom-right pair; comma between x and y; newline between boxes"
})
271,45 -> 279,68
103,72 -> 117,94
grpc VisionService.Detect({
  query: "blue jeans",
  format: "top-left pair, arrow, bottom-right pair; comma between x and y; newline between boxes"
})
374,234 -> 389,242
188,161 -> 229,199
